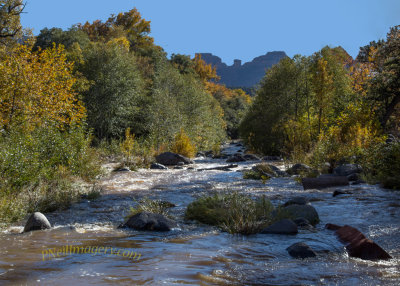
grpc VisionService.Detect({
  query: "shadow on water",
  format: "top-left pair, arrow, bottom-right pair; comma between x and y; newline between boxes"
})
0,142 -> 399,285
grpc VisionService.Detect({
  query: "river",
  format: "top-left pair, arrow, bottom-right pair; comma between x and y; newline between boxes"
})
0,142 -> 399,285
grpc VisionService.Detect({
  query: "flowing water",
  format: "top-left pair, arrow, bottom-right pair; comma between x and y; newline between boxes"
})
0,142 -> 399,285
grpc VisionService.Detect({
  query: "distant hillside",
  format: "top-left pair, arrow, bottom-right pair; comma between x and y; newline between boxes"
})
197,51 -> 287,88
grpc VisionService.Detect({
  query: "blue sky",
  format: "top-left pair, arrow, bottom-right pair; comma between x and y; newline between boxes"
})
21,0 -> 399,65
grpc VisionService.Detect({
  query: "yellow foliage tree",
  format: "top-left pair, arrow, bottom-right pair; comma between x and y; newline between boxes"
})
0,43 -> 85,131
171,128 -> 196,158
193,54 -> 220,84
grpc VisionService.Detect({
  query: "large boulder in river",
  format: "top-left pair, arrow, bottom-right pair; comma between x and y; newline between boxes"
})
24,212 -> 51,232
302,175 -> 349,190
155,152 -> 193,166
333,164 -> 362,177
287,242 -> 317,258
326,224 -> 392,260
123,212 -> 177,231
261,219 -> 298,235
283,204 -> 319,226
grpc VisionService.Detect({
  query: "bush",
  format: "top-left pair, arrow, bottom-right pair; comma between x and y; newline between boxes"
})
0,125 -> 102,225
185,192 -> 274,234
127,197 -> 173,218
362,138 -> 400,189
171,128 -> 196,158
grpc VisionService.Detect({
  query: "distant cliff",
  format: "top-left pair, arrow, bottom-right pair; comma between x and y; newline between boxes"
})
197,51 -> 287,88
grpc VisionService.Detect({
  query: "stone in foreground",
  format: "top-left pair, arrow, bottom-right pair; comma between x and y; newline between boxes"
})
302,175 -> 349,190
155,152 -> 193,166
24,212 -> 51,232
261,219 -> 298,235
123,212 -> 177,231
287,242 -> 317,258
325,224 -> 392,260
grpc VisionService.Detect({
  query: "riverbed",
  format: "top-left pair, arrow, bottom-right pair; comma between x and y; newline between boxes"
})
1,142 -> 399,285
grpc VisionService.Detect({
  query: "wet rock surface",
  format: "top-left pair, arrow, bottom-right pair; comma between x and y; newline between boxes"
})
24,212 -> 51,232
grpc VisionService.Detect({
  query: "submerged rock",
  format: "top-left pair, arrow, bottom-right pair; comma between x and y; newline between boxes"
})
286,163 -> 311,175
283,196 -> 310,207
287,242 -> 317,258
243,154 -> 261,161
150,163 -> 167,170
156,152 -> 193,166
122,212 -> 177,231
226,154 -> 246,163
332,190 -> 352,197
260,219 -> 298,235
325,224 -> 392,260
283,204 -> 319,226
24,212 -> 51,232
262,156 -> 281,161
302,175 -> 349,190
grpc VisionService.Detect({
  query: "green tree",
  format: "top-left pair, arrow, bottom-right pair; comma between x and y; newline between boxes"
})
78,40 -> 144,140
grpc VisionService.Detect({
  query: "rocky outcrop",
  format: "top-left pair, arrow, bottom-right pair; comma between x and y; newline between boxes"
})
155,152 -> 193,166
122,212 -> 177,231
24,212 -> 51,232
302,175 -> 349,190
198,51 -> 287,88
326,224 -> 392,260
260,219 -> 298,235
287,242 -> 317,258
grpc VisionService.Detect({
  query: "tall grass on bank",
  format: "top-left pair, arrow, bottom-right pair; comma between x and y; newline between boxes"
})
0,126 -> 102,226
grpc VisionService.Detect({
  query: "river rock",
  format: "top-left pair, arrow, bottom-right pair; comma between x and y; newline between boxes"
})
287,242 -> 317,258
114,166 -> 130,172
286,163 -> 311,175
243,154 -> 261,161
302,175 -> 349,190
155,152 -> 193,166
333,164 -> 362,177
283,196 -> 310,207
332,190 -> 352,197
262,156 -> 281,161
325,224 -> 392,260
260,219 -> 298,235
226,154 -> 246,163
24,212 -> 51,232
347,173 -> 360,181
123,212 -> 177,231
283,204 -> 319,226
150,163 -> 167,170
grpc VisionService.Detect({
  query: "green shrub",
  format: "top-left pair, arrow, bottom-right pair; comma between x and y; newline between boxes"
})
0,125 -> 102,225
362,138 -> 400,189
127,197 -> 173,218
185,192 -> 274,234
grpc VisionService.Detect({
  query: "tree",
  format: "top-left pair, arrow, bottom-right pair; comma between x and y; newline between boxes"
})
78,40 -> 144,140
0,0 -> 24,42
370,25 -> 400,130
0,43 -> 85,131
